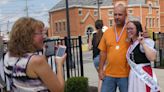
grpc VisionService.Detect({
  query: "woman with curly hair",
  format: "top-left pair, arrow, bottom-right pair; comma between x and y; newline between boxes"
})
4,17 -> 66,92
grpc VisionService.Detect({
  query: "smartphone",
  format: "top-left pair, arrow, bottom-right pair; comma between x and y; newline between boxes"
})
56,45 -> 66,57
44,41 -> 55,57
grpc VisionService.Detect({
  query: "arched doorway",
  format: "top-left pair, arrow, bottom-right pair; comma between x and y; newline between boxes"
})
86,27 -> 94,43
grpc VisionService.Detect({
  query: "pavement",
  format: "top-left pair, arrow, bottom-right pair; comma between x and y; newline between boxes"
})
83,51 -> 164,92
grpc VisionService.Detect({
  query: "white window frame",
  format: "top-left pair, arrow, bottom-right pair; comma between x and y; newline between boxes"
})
153,18 -> 155,27
154,0 -> 159,6
78,8 -> 82,16
108,18 -> 113,27
156,18 -> 159,28
108,9 -> 113,16
146,17 -> 149,28
148,4 -> 152,14
55,22 -> 58,32
128,9 -> 133,15
59,22 -> 62,31
156,10 -> 159,15
94,9 -> 98,16
63,21 -> 66,31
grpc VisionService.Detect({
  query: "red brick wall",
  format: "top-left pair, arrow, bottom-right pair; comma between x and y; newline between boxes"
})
48,0 -> 161,37
160,0 -> 164,33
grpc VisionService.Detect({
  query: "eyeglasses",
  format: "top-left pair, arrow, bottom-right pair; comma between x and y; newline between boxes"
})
34,31 -> 47,38
34,32 -> 46,35
34,28 -> 47,37
127,28 -> 134,32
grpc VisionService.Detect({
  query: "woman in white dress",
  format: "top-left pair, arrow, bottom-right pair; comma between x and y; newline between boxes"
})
126,21 -> 160,92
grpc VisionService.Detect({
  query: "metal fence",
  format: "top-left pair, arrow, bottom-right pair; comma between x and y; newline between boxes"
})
0,36 -> 84,90
44,36 -> 84,79
153,32 -> 164,67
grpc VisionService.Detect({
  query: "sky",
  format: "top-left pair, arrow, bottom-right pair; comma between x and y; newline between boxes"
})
0,0 -> 60,34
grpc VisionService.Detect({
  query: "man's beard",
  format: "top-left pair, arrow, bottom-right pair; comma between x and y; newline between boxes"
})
115,20 -> 121,25
115,19 -> 125,26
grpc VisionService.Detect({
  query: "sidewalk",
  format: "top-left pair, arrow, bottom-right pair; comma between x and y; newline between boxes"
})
83,51 -> 164,92
153,68 -> 164,91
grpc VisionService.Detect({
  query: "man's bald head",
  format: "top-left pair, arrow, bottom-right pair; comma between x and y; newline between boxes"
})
114,3 -> 127,14
114,3 -> 127,27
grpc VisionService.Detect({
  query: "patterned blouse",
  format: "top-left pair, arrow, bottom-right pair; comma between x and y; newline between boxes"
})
4,52 -> 49,92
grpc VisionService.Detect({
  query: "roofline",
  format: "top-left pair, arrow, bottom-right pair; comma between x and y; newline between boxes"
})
49,4 -> 160,13
49,5 -> 114,12
128,4 -> 159,8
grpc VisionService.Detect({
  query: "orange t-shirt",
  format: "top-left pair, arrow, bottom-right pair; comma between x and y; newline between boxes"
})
98,26 -> 130,78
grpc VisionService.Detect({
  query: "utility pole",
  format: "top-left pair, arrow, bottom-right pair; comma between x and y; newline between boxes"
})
65,0 -> 72,78
140,1 -> 142,24
0,24 -> 1,36
66,0 -> 70,39
97,0 -> 103,19
25,0 -> 29,17
0,25 -> 2,36
97,0 -> 100,19
7,21 -> 9,33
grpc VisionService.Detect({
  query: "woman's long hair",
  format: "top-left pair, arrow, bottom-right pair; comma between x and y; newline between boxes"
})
128,21 -> 143,36
95,20 -> 104,46
8,17 -> 44,57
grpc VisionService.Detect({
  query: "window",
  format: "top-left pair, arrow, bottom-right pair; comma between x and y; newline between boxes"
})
108,10 -> 113,16
149,18 -> 152,28
63,22 -> 66,31
128,10 -> 133,15
156,10 -> 159,15
86,27 -> 93,36
154,0 -> 159,6
109,19 -> 113,27
59,22 -> 62,31
157,18 -> 159,28
78,8 -> 82,16
55,23 -> 58,32
153,18 -> 155,27
94,10 -> 98,16
146,18 -> 149,28
148,4 -> 152,14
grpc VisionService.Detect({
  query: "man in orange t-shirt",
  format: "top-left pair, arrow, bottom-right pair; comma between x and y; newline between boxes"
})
98,3 -> 130,92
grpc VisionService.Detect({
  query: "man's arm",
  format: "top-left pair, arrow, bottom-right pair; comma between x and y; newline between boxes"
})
98,51 -> 107,80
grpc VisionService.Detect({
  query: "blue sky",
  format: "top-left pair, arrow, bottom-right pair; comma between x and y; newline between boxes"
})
0,0 -> 60,33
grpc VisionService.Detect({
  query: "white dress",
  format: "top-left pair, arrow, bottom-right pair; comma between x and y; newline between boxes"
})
128,38 -> 159,92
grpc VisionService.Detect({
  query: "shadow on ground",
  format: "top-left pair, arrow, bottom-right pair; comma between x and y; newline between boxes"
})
89,86 -> 98,92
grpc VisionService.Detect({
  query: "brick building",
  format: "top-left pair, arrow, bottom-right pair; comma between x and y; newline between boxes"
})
48,0 -> 161,38
160,0 -> 164,33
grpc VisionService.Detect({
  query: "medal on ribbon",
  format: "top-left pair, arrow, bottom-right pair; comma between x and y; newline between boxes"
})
114,24 -> 126,50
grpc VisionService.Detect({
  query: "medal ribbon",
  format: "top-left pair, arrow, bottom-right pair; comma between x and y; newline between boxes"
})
114,24 -> 126,43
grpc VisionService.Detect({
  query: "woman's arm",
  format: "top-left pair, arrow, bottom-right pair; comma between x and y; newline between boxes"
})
88,35 -> 92,50
141,43 -> 156,61
28,54 -> 66,92
55,54 -> 67,90
138,34 -> 156,61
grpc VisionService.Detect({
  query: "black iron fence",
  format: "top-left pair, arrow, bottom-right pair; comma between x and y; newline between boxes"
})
0,36 -> 84,90
153,32 -> 164,68
44,36 -> 84,79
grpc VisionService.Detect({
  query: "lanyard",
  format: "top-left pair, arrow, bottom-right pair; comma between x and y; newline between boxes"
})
114,24 -> 126,43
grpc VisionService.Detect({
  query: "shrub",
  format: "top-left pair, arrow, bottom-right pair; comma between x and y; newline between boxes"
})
65,77 -> 88,92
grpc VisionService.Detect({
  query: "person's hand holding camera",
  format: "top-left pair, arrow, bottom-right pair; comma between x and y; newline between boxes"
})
55,54 -> 67,66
